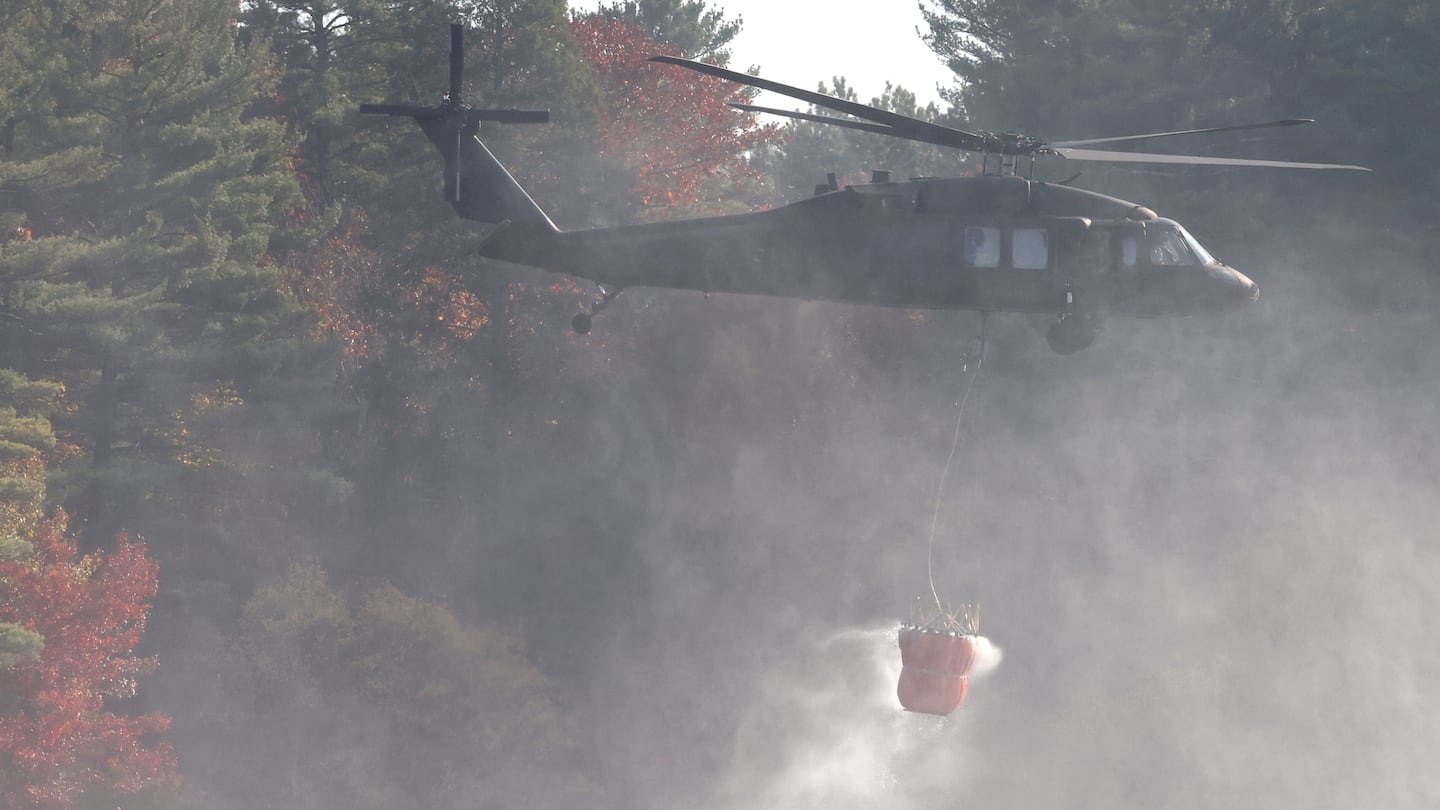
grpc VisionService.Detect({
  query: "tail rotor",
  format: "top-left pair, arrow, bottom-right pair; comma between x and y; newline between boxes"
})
358,23 -> 549,125
358,23 -> 550,202
358,23 -> 556,232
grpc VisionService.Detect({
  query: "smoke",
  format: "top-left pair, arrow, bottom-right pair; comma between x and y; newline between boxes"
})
708,624 -> 1000,810
532,240 -> 1440,810
137,173 -> 1440,810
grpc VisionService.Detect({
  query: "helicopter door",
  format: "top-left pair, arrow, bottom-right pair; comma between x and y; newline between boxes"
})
972,224 -> 1067,313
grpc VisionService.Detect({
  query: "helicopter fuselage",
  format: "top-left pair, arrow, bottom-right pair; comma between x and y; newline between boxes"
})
483,173 -> 1259,321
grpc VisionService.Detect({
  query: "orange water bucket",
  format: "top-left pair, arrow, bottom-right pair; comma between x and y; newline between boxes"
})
897,627 -> 977,715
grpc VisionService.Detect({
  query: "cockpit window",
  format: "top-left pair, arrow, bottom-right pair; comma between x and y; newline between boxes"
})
964,226 -> 1000,268
1148,227 -> 1198,266
1179,225 -> 1216,265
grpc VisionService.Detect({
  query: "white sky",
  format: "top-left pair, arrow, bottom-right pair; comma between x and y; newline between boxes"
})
707,0 -> 956,109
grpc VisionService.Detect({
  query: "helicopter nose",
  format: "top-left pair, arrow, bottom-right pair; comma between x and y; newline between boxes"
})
1235,269 -> 1259,304
1209,264 -> 1259,306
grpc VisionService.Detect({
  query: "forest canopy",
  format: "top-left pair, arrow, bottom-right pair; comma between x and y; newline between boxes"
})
1,0 -> 1436,807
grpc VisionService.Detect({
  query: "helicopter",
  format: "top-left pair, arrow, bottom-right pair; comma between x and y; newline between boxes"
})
360,24 -> 1368,354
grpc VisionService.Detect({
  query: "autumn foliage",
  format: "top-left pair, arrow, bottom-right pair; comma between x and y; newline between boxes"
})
571,15 -> 783,213
283,220 -> 388,364
284,229 -> 494,361
0,512 -> 174,808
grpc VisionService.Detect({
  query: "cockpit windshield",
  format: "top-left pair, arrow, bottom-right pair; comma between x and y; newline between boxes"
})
1178,224 -> 1216,265
1148,219 -> 1215,266
1152,221 -> 1198,263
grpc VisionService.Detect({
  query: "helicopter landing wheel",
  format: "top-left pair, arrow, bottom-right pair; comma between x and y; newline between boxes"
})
1046,312 -> 1103,355
573,285 -> 623,335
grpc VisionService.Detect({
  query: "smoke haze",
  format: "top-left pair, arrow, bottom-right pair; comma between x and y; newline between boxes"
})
484,244 -> 1439,809
136,221 -> 1438,809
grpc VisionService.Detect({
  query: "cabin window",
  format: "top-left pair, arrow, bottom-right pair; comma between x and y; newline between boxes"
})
1012,227 -> 1049,270
1121,236 -> 1138,267
964,226 -> 1000,268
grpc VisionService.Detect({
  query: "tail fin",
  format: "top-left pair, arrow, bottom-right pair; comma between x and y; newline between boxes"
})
359,23 -> 557,235
414,115 -> 557,233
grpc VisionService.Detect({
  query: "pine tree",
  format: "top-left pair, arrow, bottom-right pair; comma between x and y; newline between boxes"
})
748,78 -> 957,204
0,0 -> 347,574
594,0 -> 744,61
0,370 -> 58,555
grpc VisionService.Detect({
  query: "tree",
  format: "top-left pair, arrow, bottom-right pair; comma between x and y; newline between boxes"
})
240,0 -> 383,221
0,0 -> 347,565
594,0 -> 743,61
218,562 -> 600,809
1270,1 -> 1440,228
276,5 -> 782,582
0,511 -> 174,809
0,369 -> 62,673
0,371 -> 59,556
571,14 -> 784,219
919,0 -> 1288,135
748,77 -> 961,204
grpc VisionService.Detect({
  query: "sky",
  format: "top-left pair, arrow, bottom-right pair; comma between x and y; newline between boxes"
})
709,0 -> 956,109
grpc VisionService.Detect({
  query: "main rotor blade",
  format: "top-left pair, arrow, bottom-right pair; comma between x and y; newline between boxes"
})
729,103 -> 898,137
651,55 -> 988,152
1052,118 -> 1315,147
1052,146 -> 1371,171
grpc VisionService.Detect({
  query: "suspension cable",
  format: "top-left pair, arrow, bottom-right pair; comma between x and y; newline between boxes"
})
926,315 -> 988,615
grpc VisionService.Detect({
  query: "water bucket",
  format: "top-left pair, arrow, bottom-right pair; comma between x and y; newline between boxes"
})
897,627 -> 977,715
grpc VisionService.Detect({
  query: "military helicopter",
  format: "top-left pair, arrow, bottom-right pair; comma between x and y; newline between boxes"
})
361,25 -> 1368,353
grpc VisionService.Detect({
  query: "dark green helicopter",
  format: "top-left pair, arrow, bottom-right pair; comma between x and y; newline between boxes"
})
361,25 -> 1368,354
